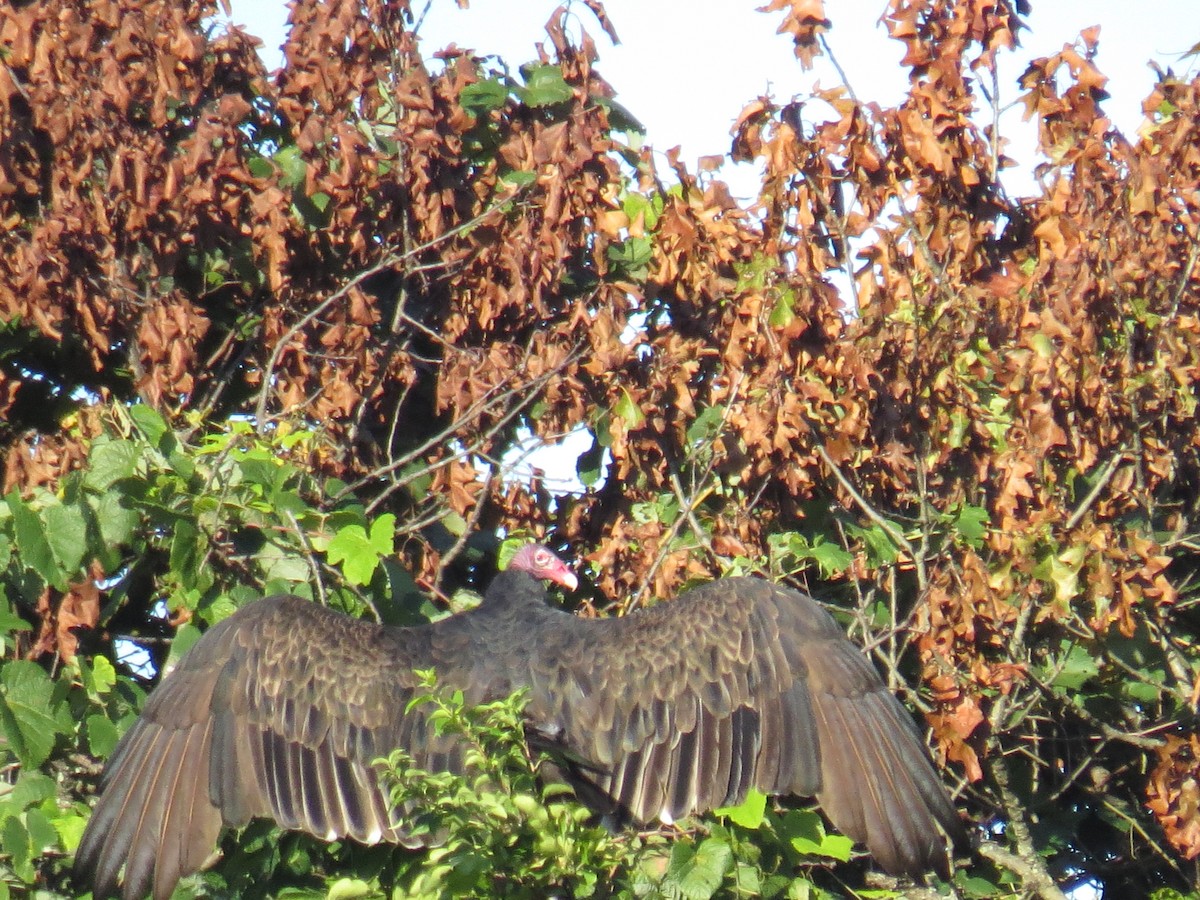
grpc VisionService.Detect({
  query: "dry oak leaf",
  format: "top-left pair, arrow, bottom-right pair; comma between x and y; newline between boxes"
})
1147,733 -> 1200,860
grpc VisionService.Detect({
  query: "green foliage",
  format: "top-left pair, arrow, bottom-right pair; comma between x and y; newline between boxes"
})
381,673 -> 626,898
379,677 -> 842,900
0,409 -> 428,893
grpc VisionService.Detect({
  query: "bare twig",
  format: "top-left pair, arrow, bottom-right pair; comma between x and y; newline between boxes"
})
1063,445 -> 1129,532
812,441 -> 926,593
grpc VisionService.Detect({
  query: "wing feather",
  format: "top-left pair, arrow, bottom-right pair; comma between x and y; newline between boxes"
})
523,577 -> 963,876
75,594 -> 470,899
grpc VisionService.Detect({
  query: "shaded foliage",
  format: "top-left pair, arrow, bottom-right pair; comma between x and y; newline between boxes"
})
1,0 -> 1199,896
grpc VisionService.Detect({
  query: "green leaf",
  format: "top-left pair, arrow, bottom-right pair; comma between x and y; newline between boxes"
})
90,490 -> 139,547
520,64 -> 573,107
7,492 -> 61,586
85,437 -> 140,490
53,811 -> 89,855
460,77 -> 510,115
804,537 -> 853,578
170,518 -> 204,588
714,787 -> 766,829
686,405 -> 726,448
246,156 -> 275,179
368,513 -> 396,556
665,837 -> 732,899
953,504 -> 990,548
612,388 -> 645,428
606,235 -> 653,278
846,522 -> 899,566
1050,641 -> 1099,691
325,878 -> 374,900
768,290 -> 796,328
87,713 -> 121,758
274,144 -> 308,189
0,660 -> 66,767
957,874 -> 1004,898
23,806 -> 58,854
500,169 -> 537,188
327,524 -> 383,586
0,600 -> 31,637
78,654 -> 117,698
2,816 -> 31,881
786,809 -> 854,862
7,772 -> 55,810
575,435 -> 607,487
129,404 -> 170,447
44,501 -> 88,576
1123,679 -> 1162,703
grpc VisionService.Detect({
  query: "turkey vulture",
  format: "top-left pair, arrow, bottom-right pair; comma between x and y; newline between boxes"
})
76,544 -> 965,899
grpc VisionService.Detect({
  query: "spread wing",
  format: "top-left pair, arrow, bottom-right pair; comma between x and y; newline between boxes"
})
522,577 -> 965,876
74,595 -> 465,900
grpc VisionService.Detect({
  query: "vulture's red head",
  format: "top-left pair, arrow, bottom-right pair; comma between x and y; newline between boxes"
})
508,543 -> 578,591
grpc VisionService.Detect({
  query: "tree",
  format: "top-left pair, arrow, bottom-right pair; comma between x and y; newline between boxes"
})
1,0 -> 1198,896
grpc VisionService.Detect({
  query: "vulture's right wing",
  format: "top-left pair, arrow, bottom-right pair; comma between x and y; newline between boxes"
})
522,576 -> 965,877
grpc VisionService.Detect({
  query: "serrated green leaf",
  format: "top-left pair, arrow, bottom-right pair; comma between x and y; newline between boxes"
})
8,772 -> 55,809
23,806 -> 58,853
53,811 -> 88,855
847,522 -> 899,566
0,660 -> 66,767
665,837 -> 731,899
804,538 -> 853,578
